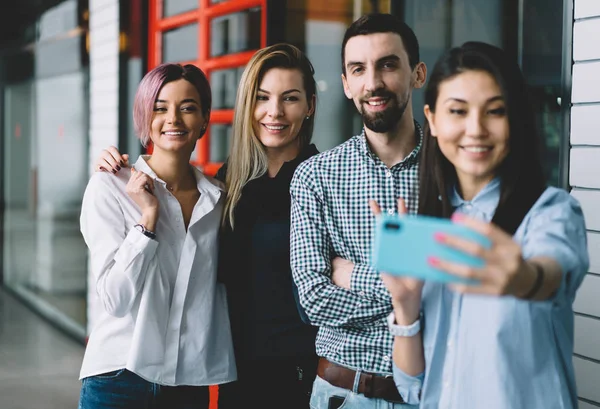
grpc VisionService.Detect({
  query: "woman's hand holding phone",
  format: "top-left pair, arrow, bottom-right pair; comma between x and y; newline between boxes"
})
374,198 -> 424,325
436,213 -> 536,297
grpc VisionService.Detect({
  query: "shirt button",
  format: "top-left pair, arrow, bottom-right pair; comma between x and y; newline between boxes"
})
385,170 -> 392,177
387,208 -> 394,215
383,355 -> 390,362
359,291 -> 365,297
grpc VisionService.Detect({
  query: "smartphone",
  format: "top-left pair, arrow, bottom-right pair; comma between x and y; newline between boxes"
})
371,214 -> 491,284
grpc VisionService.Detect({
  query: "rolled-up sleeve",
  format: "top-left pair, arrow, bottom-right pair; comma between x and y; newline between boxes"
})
81,174 -> 159,317
393,363 -> 424,405
521,189 -> 589,304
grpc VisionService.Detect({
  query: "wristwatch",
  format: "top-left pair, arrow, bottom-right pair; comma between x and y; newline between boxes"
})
134,223 -> 156,240
387,311 -> 421,337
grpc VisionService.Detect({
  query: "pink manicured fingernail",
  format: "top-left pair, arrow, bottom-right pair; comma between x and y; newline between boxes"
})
434,232 -> 446,242
452,213 -> 464,222
427,256 -> 439,266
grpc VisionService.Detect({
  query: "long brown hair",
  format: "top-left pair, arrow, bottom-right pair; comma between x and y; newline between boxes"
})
418,42 -> 545,235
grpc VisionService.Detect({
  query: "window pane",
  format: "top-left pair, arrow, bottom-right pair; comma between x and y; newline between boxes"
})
400,0 -> 563,185
210,8 -> 261,57
210,124 -> 233,163
521,0 -> 563,186
163,0 -> 198,17
162,24 -> 198,63
211,67 -> 243,109
4,73 -> 89,331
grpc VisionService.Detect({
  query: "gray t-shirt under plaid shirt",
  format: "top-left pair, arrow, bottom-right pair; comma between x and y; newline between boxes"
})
290,122 -> 422,374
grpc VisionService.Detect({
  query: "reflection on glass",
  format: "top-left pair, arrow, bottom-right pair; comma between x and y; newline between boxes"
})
400,0 -> 562,185
211,67 -> 242,109
163,24 -> 198,63
163,0 -> 198,17
521,0 -> 563,186
237,66 -> 246,86
210,124 -> 233,163
210,8 -> 261,57
3,72 -> 89,333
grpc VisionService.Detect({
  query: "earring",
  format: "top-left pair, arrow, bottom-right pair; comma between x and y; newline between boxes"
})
305,116 -> 310,120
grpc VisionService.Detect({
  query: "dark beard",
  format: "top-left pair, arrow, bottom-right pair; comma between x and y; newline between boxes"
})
361,92 -> 410,133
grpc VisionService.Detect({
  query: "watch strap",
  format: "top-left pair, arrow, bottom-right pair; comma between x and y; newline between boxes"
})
134,223 -> 157,240
387,311 -> 421,337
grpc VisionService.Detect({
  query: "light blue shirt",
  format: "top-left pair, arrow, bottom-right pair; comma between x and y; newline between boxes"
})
393,179 -> 589,409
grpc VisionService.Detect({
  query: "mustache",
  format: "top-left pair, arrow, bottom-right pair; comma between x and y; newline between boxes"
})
361,90 -> 396,102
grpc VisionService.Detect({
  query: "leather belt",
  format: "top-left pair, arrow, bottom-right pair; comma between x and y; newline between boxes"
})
317,358 -> 405,403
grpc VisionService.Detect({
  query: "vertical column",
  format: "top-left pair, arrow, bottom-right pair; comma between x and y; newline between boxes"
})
87,0 -> 120,334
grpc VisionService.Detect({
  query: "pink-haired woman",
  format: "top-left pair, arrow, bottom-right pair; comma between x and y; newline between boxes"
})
78,63 -> 235,409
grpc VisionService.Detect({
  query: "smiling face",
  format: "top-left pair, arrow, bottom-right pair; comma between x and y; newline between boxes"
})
425,70 -> 510,194
342,32 -> 423,133
253,67 -> 314,156
150,78 -> 206,156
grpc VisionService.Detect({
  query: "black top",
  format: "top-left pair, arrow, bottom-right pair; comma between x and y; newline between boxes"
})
216,144 -> 319,367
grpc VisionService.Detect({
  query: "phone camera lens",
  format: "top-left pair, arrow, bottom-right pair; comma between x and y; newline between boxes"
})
384,222 -> 401,231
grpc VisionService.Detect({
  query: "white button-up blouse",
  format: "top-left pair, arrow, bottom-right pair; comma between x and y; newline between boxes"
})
79,156 -> 236,386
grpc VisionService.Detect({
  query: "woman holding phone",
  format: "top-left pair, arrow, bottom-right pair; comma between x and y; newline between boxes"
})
93,43 -> 319,408
79,63 -> 235,408
380,42 -> 588,409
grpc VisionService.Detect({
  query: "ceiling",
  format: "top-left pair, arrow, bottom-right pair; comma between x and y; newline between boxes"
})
0,0 -> 68,49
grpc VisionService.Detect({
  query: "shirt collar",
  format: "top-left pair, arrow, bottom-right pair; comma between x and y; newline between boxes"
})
269,143 -> 319,181
449,177 -> 501,218
359,120 -> 423,168
133,155 -> 224,198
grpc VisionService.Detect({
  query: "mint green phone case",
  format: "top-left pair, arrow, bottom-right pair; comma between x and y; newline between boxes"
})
371,214 -> 491,284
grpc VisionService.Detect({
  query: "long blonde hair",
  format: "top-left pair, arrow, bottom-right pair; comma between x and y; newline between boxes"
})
224,43 -> 317,228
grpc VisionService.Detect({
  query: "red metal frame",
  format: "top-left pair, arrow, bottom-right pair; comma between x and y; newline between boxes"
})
147,0 -> 268,175
146,1 -> 268,405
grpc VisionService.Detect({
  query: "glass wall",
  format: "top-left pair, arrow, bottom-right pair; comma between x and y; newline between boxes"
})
280,0 -> 565,183
2,0 -> 89,340
283,0 -> 392,151
401,0 -> 564,185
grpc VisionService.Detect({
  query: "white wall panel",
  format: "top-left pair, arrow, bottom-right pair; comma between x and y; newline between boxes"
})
575,0 -> 600,19
574,274 -> 600,318
571,105 -> 600,145
572,62 -> 600,103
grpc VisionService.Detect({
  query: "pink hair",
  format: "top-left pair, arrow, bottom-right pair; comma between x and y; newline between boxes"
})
133,63 -> 212,147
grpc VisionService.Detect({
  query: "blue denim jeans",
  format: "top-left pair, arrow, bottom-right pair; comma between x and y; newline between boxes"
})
78,369 -> 209,409
309,375 -> 417,409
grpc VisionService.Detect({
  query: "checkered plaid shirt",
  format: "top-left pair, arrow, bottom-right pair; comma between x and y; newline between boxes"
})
290,122 -> 422,374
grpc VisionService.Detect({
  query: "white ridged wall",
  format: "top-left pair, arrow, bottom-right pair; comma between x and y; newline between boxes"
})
570,0 -> 600,407
86,0 -> 119,334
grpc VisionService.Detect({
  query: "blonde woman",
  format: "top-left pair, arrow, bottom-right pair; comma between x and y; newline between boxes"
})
94,44 -> 319,408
